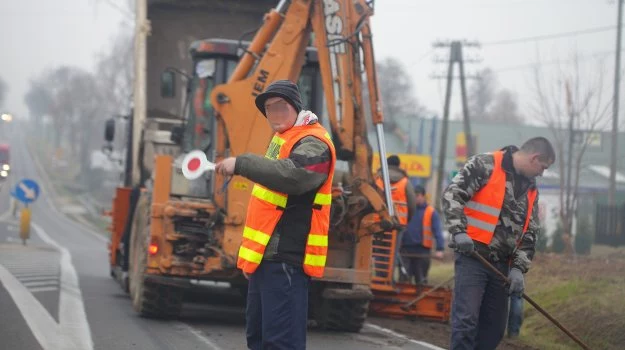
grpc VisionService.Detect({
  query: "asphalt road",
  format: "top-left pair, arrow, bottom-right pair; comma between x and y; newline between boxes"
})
0,125 -> 442,350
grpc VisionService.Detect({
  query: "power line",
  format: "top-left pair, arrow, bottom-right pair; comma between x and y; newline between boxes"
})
408,48 -> 436,68
494,49 -> 622,73
96,0 -> 134,19
482,25 -> 616,46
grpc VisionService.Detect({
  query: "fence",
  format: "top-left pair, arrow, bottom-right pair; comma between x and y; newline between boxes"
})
595,204 -> 625,246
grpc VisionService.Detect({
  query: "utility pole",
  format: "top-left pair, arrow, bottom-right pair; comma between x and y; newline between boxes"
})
132,0 -> 149,186
430,40 -> 480,209
458,44 -> 474,159
565,81 -> 575,236
609,0 -> 623,205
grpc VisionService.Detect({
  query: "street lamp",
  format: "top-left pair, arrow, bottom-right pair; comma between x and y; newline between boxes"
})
1,113 -> 13,122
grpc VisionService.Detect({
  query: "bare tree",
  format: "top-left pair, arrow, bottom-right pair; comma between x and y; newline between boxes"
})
28,67 -> 103,164
531,53 -> 612,254
376,57 -> 425,148
468,68 -> 523,124
469,68 -> 496,120
96,29 -> 134,116
24,81 -> 52,127
489,89 -> 523,124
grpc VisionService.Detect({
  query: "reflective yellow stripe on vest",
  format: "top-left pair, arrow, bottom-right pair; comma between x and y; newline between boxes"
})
238,246 -> 263,264
307,234 -> 328,246
243,226 -> 271,245
314,193 -> 332,206
251,185 -> 287,208
304,234 -> 328,267
304,254 -> 327,267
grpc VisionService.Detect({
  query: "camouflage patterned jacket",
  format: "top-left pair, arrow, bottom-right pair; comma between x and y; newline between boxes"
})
442,146 -> 541,273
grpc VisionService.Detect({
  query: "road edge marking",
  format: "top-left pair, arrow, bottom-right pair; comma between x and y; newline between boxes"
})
0,263 -> 60,349
364,323 -> 446,350
33,222 -> 94,350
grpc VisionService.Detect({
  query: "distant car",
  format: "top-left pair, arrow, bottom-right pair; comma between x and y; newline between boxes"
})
0,143 -> 10,179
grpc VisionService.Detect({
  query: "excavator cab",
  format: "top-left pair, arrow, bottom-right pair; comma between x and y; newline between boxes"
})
167,38 -> 323,200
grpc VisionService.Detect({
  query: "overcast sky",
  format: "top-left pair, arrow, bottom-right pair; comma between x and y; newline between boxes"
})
0,0 -> 621,126
0,0 -> 129,117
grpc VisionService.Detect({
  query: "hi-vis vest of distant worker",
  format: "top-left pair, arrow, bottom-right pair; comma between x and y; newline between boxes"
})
375,176 -> 409,225
420,206 -> 435,248
237,123 -> 336,278
464,150 -> 537,244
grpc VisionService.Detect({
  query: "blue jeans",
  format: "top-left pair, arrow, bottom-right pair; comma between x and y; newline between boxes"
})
507,294 -> 524,336
451,253 -> 509,350
246,261 -> 310,350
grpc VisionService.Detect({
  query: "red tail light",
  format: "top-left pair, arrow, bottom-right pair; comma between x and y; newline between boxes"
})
148,243 -> 159,255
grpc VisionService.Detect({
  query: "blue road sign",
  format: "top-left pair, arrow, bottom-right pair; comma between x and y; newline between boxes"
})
11,178 -> 40,204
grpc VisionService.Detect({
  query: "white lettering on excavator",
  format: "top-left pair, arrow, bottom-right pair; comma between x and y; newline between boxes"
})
323,0 -> 345,54
251,69 -> 270,97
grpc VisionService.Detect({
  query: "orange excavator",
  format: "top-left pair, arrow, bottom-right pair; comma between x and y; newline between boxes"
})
105,0 -> 448,332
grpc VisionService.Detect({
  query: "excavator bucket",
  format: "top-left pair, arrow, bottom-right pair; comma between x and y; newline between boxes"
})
369,282 -> 452,323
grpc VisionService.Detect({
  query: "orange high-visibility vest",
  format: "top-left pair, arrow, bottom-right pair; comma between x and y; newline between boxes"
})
422,205 -> 435,249
376,176 -> 409,225
237,123 -> 336,278
464,151 -> 538,244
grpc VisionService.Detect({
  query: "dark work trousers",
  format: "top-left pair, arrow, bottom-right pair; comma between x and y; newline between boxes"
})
246,261 -> 310,350
400,246 -> 431,284
451,253 -> 510,350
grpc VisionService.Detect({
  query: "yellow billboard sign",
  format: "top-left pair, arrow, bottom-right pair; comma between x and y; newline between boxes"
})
372,153 -> 432,177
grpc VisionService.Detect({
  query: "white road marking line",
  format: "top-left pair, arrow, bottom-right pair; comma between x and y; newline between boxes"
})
30,286 -> 59,293
19,275 -> 59,282
33,223 -> 94,350
177,322 -> 223,350
12,272 -> 59,277
0,263 -> 60,349
364,323 -> 446,350
22,280 -> 59,287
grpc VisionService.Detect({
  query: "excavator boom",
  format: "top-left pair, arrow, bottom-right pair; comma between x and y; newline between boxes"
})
207,0 -> 400,328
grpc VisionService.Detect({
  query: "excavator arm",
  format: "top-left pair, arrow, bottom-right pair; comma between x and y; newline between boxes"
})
211,0 -> 396,230
311,0 -> 396,222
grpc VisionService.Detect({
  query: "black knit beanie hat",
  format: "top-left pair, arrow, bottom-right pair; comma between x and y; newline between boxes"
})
255,80 -> 303,117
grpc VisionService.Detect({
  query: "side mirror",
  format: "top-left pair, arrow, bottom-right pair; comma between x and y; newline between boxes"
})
105,118 -> 115,142
170,125 -> 184,145
161,70 -> 176,98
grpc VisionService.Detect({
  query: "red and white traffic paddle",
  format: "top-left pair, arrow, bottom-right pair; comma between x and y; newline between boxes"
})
181,150 -> 215,180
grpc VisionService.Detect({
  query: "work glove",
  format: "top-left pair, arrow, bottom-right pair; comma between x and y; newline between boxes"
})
508,268 -> 524,296
449,232 -> 474,254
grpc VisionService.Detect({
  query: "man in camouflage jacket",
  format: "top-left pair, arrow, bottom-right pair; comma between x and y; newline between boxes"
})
442,137 -> 555,350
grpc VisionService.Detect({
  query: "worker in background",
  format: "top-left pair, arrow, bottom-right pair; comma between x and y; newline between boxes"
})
400,185 -> 444,285
375,155 -> 417,227
216,80 -> 335,350
442,137 -> 555,350
374,155 -> 417,278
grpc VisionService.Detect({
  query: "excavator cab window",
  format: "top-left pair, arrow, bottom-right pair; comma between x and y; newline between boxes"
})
172,53 -> 239,200
174,40 -> 323,200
